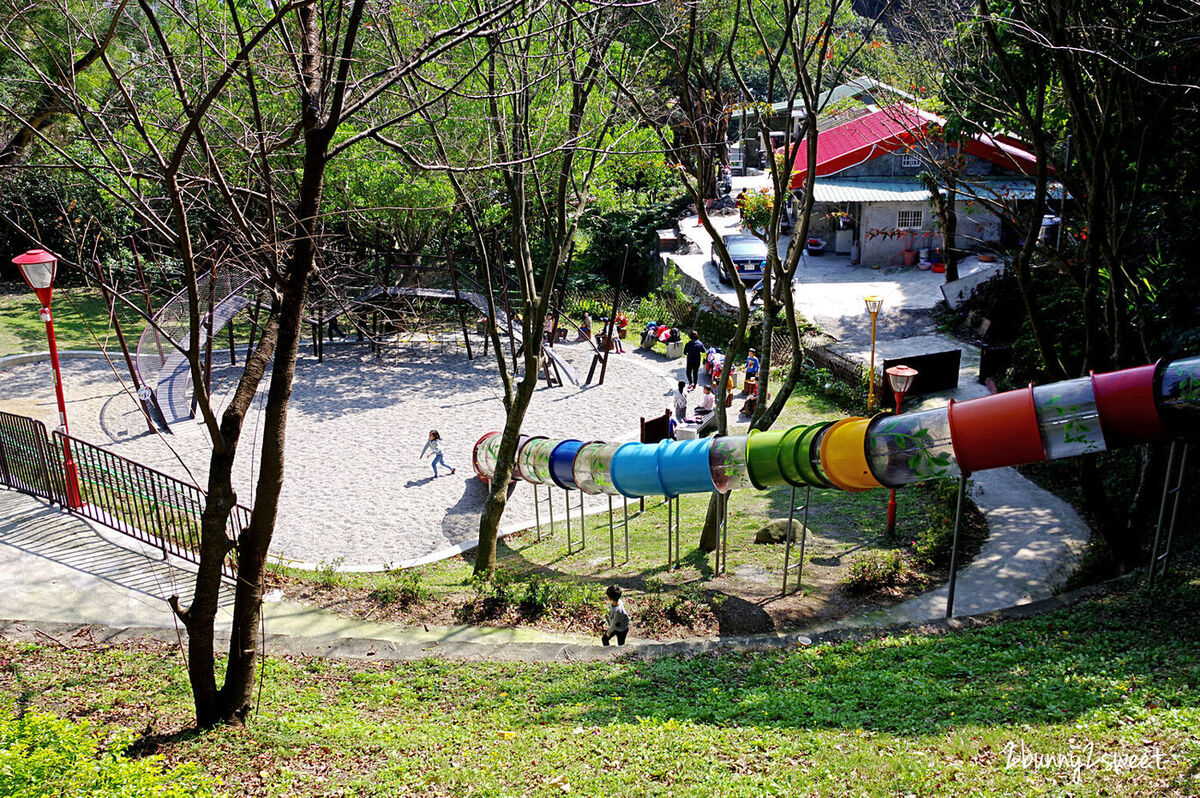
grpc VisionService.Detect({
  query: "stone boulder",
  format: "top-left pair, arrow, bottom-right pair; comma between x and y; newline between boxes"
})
753,518 -> 805,544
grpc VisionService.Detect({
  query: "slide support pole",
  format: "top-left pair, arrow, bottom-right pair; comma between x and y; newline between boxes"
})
548,487 -> 555,538
608,496 -> 615,568
721,493 -> 730,576
1149,442 -> 1177,587
945,475 -> 968,619
782,485 -> 796,596
623,497 -> 630,563
565,490 -> 573,554
667,496 -> 674,569
673,496 -> 681,569
797,486 -> 811,593
1159,443 -> 1189,583
579,491 -> 586,550
533,484 -> 542,542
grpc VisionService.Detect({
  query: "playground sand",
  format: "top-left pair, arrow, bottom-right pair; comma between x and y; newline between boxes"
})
0,341 -> 683,569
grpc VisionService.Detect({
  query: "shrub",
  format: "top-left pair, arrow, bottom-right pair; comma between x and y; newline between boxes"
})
637,583 -> 716,632
0,710 -> 214,797
315,557 -> 345,589
455,569 -> 599,623
842,550 -> 911,595
368,569 -> 429,608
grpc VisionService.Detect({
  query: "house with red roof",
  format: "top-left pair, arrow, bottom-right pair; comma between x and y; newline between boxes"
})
784,103 -> 1049,267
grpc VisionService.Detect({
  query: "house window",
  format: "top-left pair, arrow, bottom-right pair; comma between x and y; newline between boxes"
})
897,209 -> 923,229
899,152 -> 921,168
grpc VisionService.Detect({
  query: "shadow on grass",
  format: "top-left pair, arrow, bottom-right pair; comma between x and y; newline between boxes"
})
528,574 -> 1200,735
127,726 -> 205,760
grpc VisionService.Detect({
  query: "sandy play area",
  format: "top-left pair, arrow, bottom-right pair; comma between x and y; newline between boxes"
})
0,338 -> 683,569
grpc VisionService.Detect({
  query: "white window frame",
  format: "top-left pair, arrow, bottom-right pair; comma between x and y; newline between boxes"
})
897,209 -> 923,229
899,152 -> 921,169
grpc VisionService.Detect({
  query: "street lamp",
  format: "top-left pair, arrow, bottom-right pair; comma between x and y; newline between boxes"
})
864,295 -> 884,412
884,364 -> 919,536
13,248 -> 82,509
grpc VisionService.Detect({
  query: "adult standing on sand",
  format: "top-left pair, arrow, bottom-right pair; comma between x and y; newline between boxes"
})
683,330 -> 704,390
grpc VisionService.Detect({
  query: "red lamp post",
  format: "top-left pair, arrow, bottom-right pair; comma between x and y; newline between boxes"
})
884,364 -> 918,537
13,249 -> 82,508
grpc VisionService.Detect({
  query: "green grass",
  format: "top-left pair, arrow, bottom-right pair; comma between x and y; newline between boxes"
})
0,285 -> 149,356
273,383 -> 983,636
4,562 -> 1199,796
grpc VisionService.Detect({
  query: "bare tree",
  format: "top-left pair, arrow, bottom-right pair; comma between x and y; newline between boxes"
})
0,0 -> 524,726
381,0 -> 639,574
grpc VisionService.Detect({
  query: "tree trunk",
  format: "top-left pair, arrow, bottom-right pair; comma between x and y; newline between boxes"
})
217,273 -> 310,721
473,375 -> 539,573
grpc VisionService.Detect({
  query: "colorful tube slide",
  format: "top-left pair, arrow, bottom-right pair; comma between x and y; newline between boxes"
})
472,356 -> 1200,498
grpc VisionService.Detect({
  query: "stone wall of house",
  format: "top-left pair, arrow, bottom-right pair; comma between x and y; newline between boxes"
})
858,199 -> 1002,266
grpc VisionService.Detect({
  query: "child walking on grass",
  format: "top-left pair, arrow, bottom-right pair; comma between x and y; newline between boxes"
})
420,430 -> 455,478
601,585 -> 629,646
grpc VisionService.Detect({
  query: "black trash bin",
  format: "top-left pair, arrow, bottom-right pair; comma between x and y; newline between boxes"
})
979,344 -> 1013,384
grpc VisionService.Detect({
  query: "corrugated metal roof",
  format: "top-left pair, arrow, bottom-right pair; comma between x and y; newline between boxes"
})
810,178 -> 1067,203
787,104 -> 1040,190
811,180 -> 931,202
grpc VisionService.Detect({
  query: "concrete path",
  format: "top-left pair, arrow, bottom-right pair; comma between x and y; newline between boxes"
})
851,468 -> 1090,626
0,489 -> 589,649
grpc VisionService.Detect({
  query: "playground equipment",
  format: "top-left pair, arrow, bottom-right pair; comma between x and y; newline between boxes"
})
135,266 -> 257,427
473,356 -> 1199,610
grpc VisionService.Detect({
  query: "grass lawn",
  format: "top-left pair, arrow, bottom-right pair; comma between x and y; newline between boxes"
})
0,284 -> 151,356
4,560 -> 1198,796
270,386 -> 986,639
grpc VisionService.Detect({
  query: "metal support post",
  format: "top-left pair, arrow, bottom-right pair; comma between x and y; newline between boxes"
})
623,497 -> 630,562
945,475 -> 968,619
721,493 -> 729,576
565,489 -> 573,553
782,486 -> 796,595
797,485 -> 811,591
1149,442 -> 1176,586
1150,443 -> 1189,585
533,483 -> 541,542
667,495 -> 674,568
579,491 -> 586,550
608,496 -> 615,568
673,496 -> 681,569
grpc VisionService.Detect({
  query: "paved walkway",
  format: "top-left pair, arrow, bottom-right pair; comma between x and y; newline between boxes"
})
0,489 -> 591,655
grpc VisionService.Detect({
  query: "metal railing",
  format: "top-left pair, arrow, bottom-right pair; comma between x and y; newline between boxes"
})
0,411 -> 242,579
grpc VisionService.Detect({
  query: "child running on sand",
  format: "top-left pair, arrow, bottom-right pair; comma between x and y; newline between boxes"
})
420,430 -> 456,477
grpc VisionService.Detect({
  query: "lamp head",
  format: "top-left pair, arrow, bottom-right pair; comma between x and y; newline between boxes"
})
13,249 -> 58,306
864,295 -> 884,315
886,364 -> 919,395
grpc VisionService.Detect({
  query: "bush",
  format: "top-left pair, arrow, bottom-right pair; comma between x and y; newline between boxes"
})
842,550 -> 912,595
636,583 -> 716,632
455,569 -> 599,623
368,569 -> 429,608
0,710 -> 213,797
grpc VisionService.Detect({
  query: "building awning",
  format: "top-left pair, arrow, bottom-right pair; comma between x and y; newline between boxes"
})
808,178 -> 1067,204
810,180 -> 932,202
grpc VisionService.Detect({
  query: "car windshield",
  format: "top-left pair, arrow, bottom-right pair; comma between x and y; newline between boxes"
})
725,239 -> 766,258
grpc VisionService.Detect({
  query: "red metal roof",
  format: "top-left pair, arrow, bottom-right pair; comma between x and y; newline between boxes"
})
787,104 -> 1038,191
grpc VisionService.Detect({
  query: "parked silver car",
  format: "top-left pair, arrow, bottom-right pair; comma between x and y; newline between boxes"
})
713,234 -> 767,285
